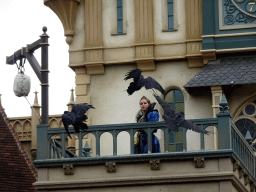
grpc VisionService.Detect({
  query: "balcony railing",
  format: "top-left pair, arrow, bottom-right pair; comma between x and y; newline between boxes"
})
35,97 -> 256,179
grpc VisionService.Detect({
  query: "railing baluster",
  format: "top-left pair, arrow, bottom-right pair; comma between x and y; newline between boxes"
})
200,125 -> 205,150
183,128 -> 187,151
61,132 -> 65,158
130,129 -> 134,154
148,128 -> 152,153
79,132 -> 82,157
96,131 -> 100,156
113,130 -> 117,155
164,128 -> 169,152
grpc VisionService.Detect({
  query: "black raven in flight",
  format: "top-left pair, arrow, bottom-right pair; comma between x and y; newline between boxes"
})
153,94 -> 208,134
62,103 -> 95,139
124,69 -> 165,95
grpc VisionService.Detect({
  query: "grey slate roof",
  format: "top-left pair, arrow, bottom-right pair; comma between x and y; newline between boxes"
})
184,56 -> 256,90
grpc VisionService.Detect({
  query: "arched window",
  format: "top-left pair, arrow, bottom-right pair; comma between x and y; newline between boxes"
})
234,100 -> 256,143
165,89 -> 185,152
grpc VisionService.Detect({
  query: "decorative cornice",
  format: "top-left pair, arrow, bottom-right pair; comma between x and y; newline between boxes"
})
33,172 -> 235,190
202,32 -> 256,38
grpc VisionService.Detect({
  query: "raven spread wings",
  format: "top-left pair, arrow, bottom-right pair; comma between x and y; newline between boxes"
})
124,69 -> 165,95
153,94 -> 208,134
62,103 -> 95,139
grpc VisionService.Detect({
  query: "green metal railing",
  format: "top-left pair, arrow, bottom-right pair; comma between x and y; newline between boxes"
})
231,122 -> 255,176
36,96 -> 255,178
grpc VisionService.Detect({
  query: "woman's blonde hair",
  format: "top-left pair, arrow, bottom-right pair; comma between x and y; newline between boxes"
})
139,96 -> 151,105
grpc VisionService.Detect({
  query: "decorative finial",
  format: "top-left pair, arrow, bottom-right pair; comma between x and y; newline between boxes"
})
82,141 -> 91,157
219,94 -> 229,113
70,88 -> 75,103
245,130 -> 253,146
34,91 -> 39,104
43,26 -> 47,34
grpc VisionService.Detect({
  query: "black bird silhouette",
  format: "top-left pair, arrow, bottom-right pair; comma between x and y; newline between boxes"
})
62,103 -> 95,139
124,69 -> 165,95
153,94 -> 208,134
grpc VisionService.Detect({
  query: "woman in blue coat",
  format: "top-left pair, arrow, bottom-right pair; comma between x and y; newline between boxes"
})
134,96 -> 161,154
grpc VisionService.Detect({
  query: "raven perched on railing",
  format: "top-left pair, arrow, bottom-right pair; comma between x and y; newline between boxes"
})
124,69 -> 165,95
62,103 -> 95,139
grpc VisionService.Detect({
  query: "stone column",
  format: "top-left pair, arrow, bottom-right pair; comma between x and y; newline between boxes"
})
30,91 -> 41,160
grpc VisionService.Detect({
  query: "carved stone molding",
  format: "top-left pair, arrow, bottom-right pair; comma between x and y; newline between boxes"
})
250,183 -> 256,192
239,168 -> 246,179
194,157 -> 205,168
63,164 -> 74,175
149,160 -> 160,170
44,0 -> 80,45
233,161 -> 241,172
105,162 -> 116,173
244,176 -> 252,186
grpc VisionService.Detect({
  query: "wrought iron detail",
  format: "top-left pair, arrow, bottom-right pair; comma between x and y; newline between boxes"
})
82,141 -> 91,157
194,157 -> 205,168
106,162 -> 116,173
63,164 -> 74,175
219,95 -> 229,113
149,160 -> 160,170
223,0 -> 256,26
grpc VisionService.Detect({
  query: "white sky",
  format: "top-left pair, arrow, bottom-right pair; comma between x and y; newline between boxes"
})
0,0 -> 75,117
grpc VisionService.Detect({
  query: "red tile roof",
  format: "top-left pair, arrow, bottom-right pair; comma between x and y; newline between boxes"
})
0,104 -> 37,192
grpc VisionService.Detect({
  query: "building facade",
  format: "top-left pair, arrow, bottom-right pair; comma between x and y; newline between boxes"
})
8,0 -> 256,191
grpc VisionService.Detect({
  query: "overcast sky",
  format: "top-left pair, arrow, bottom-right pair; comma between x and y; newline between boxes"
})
0,0 -> 75,117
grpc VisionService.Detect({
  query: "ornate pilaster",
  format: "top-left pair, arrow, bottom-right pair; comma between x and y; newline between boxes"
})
185,0 -> 205,67
30,91 -> 41,161
211,86 -> 223,150
134,0 -> 155,71
84,0 -> 104,75
44,0 -> 81,45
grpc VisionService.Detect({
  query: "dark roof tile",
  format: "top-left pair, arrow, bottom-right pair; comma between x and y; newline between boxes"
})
184,56 -> 256,90
0,104 -> 37,192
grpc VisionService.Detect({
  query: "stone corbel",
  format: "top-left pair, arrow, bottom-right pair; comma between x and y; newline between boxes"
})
44,0 -> 80,45
30,148 -> 37,161
63,164 -> 74,175
135,44 -> 155,71
149,160 -> 160,170
200,49 -> 216,65
233,161 -> 241,172
194,157 -> 205,168
105,162 -> 116,173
